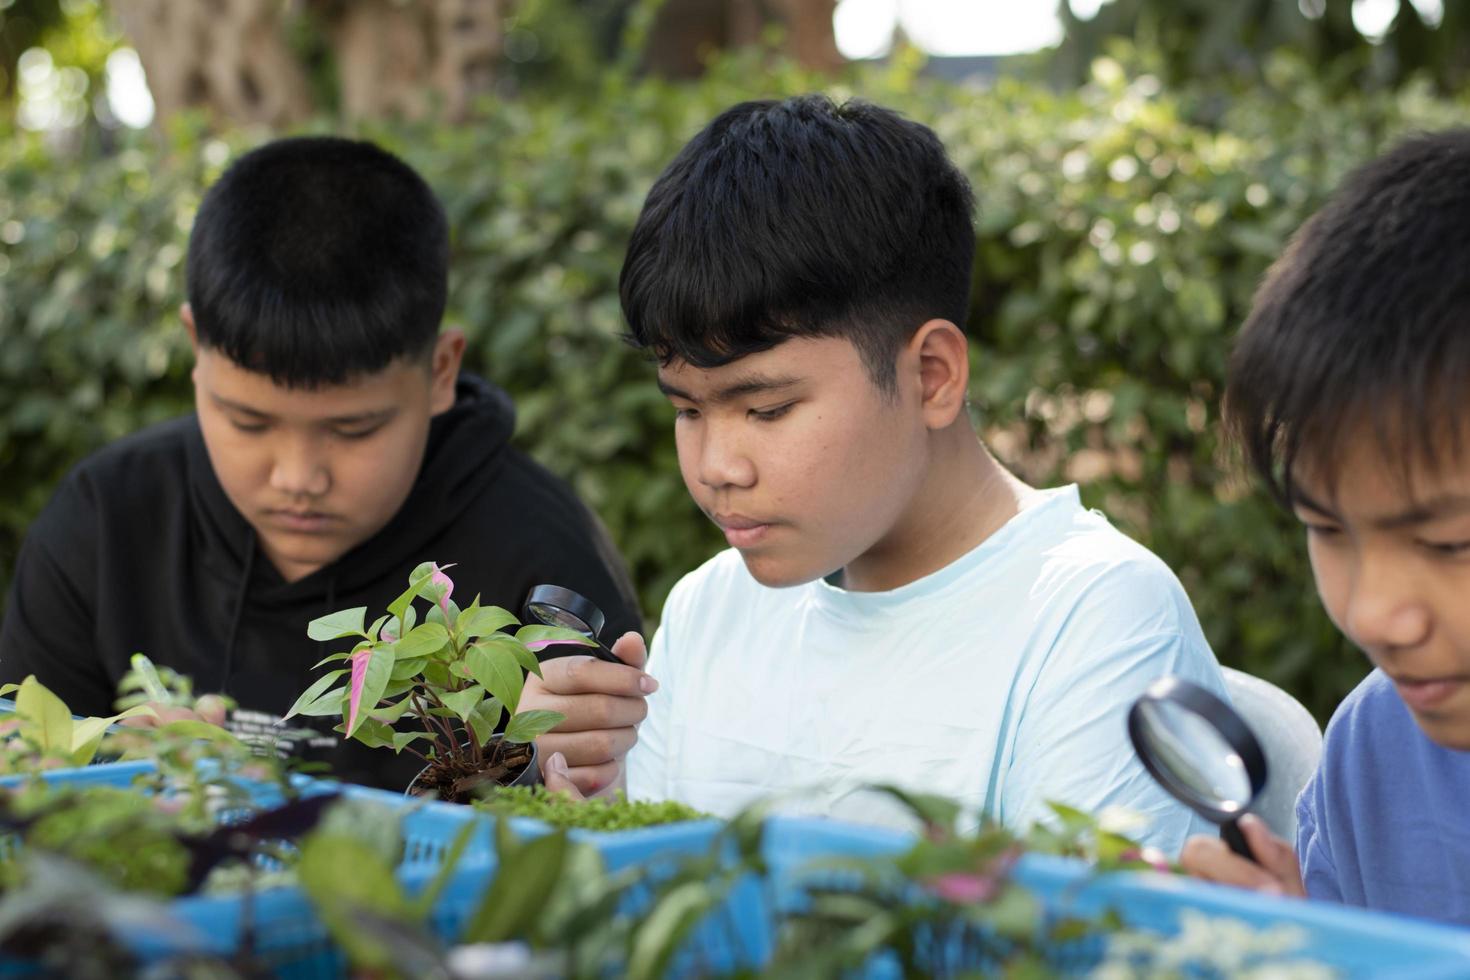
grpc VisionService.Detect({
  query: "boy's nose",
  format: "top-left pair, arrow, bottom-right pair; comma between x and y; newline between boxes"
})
1342,558 -> 1430,654
269,445 -> 331,498
696,428 -> 756,490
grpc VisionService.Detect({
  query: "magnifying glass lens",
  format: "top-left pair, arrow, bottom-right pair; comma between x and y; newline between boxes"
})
1134,698 -> 1253,811
525,601 -> 593,636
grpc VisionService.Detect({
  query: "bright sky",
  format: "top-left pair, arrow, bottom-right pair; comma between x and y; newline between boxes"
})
833,0 -> 1446,59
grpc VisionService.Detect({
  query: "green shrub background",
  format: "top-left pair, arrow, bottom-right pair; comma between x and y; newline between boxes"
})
3,51 -> 1464,721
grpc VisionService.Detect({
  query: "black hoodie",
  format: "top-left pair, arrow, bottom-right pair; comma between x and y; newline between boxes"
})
0,373 -> 642,789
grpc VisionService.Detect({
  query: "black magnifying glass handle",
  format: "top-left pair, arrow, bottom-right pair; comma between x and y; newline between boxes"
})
1220,817 -> 1258,863
531,633 -> 626,666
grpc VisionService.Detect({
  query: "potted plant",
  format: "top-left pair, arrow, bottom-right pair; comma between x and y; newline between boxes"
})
286,561 -> 593,803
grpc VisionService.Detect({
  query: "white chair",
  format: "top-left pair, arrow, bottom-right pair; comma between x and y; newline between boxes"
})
1220,666 -> 1323,841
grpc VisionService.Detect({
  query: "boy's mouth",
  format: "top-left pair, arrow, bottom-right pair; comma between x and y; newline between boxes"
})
713,513 -> 775,549
265,509 -> 340,533
1391,674 -> 1468,713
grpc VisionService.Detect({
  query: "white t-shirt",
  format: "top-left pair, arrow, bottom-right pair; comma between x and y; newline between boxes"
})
626,486 -> 1225,856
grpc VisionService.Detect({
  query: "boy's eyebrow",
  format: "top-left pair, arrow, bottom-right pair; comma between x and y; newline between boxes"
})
209,392 -> 397,426
1292,486 -> 1470,528
656,374 -> 802,405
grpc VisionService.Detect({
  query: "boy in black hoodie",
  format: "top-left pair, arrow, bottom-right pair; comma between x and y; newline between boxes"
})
0,136 -> 643,788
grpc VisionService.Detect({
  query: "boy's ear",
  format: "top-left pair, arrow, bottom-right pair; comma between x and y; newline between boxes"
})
181,303 -> 198,351
909,319 -> 969,430
429,329 -> 467,415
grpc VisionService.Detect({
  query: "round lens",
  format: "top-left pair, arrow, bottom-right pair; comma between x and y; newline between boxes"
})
1134,698 -> 1253,813
525,601 -> 593,636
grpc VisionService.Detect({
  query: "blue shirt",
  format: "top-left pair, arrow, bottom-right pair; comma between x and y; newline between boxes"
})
1297,669 -> 1470,924
628,485 -> 1226,856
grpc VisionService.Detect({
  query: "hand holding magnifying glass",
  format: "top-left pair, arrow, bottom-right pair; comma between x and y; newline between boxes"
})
522,585 -> 626,666
1127,677 -> 1269,862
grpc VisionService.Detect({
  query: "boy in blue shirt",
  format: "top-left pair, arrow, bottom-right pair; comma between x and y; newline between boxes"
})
1181,130 -> 1470,925
527,95 -> 1226,854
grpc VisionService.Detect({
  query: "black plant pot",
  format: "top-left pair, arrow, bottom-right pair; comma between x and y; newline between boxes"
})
405,737 -> 542,802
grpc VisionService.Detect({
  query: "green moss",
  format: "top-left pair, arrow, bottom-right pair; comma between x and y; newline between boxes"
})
477,786 -> 706,831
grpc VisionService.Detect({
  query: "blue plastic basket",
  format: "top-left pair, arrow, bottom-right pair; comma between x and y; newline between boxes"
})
406,816 -> 1470,979
0,761 -> 726,977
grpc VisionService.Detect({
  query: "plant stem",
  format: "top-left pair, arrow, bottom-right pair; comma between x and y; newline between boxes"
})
421,687 -> 468,764
410,692 -> 448,756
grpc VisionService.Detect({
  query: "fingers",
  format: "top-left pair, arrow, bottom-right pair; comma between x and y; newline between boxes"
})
535,727 -> 638,768
609,632 -> 649,671
526,692 -> 647,733
534,654 -> 657,698
541,751 -> 586,800
193,695 -> 229,726
1240,814 -> 1307,896
1180,831 -> 1299,895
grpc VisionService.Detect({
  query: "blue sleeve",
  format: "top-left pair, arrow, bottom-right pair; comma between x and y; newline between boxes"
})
1295,770 -> 1344,903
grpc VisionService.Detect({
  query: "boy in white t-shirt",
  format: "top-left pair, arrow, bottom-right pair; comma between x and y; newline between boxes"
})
525,95 -> 1225,853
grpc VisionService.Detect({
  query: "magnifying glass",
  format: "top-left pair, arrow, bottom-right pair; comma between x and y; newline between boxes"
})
1127,676 -> 1268,861
522,585 -> 625,666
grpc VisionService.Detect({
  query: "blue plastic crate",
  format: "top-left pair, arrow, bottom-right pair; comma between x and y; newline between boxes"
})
0,761 -> 726,977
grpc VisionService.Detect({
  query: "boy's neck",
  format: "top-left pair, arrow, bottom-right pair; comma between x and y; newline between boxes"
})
840,426 -> 1035,593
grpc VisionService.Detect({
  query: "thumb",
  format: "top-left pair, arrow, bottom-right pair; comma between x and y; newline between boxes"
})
609,631 -> 649,672
1240,814 -> 1305,896
541,751 -> 586,801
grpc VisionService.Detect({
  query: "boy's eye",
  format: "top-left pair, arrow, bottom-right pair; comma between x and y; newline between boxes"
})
1302,523 -> 1342,540
673,406 -> 700,421
1421,539 -> 1470,557
230,419 -> 269,434
333,426 -> 382,440
749,402 -> 794,422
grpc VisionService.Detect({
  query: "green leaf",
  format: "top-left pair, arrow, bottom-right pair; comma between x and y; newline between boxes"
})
284,669 -> 348,720
467,699 -> 503,747
391,732 -> 433,754
312,651 -> 353,669
297,833 -> 410,970
390,657 -> 428,681
462,826 -> 568,944
367,614 -> 390,641
393,622 -> 450,660
516,624 -> 598,651
0,683 -> 18,698
438,685 -> 485,723
457,604 -> 518,640
370,697 -> 415,724
127,653 -> 172,703
154,719 -> 243,744
504,709 -> 564,743
627,879 -> 726,980
466,641 -> 523,715
409,820 -> 480,919
307,607 -> 369,642
297,687 -> 349,717
351,717 -> 398,749
387,564 -> 439,625
476,634 -> 543,679
16,676 -> 72,754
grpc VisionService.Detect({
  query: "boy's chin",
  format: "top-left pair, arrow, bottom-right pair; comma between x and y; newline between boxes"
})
737,551 -> 830,590
1406,708 -> 1470,753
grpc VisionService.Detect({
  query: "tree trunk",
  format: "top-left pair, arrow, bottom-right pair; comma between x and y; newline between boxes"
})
643,0 -> 841,78
320,0 -> 503,121
111,0 -> 315,127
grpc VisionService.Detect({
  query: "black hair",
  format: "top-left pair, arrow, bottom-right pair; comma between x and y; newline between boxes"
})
619,95 -> 976,393
1225,129 -> 1470,506
186,136 -> 448,388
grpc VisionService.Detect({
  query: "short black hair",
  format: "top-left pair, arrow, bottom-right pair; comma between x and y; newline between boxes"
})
186,136 -> 448,388
619,95 -> 976,392
1226,129 -> 1470,506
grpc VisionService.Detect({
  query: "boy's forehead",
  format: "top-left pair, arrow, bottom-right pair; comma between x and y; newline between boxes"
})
197,347 -> 427,411
1290,431 -> 1470,520
656,336 -> 863,393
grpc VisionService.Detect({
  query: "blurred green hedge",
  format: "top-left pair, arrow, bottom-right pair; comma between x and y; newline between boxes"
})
3,51 -> 1465,720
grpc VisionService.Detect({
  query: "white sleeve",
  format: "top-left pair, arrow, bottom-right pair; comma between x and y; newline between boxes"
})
999,629 -> 1222,858
624,618 -> 674,801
